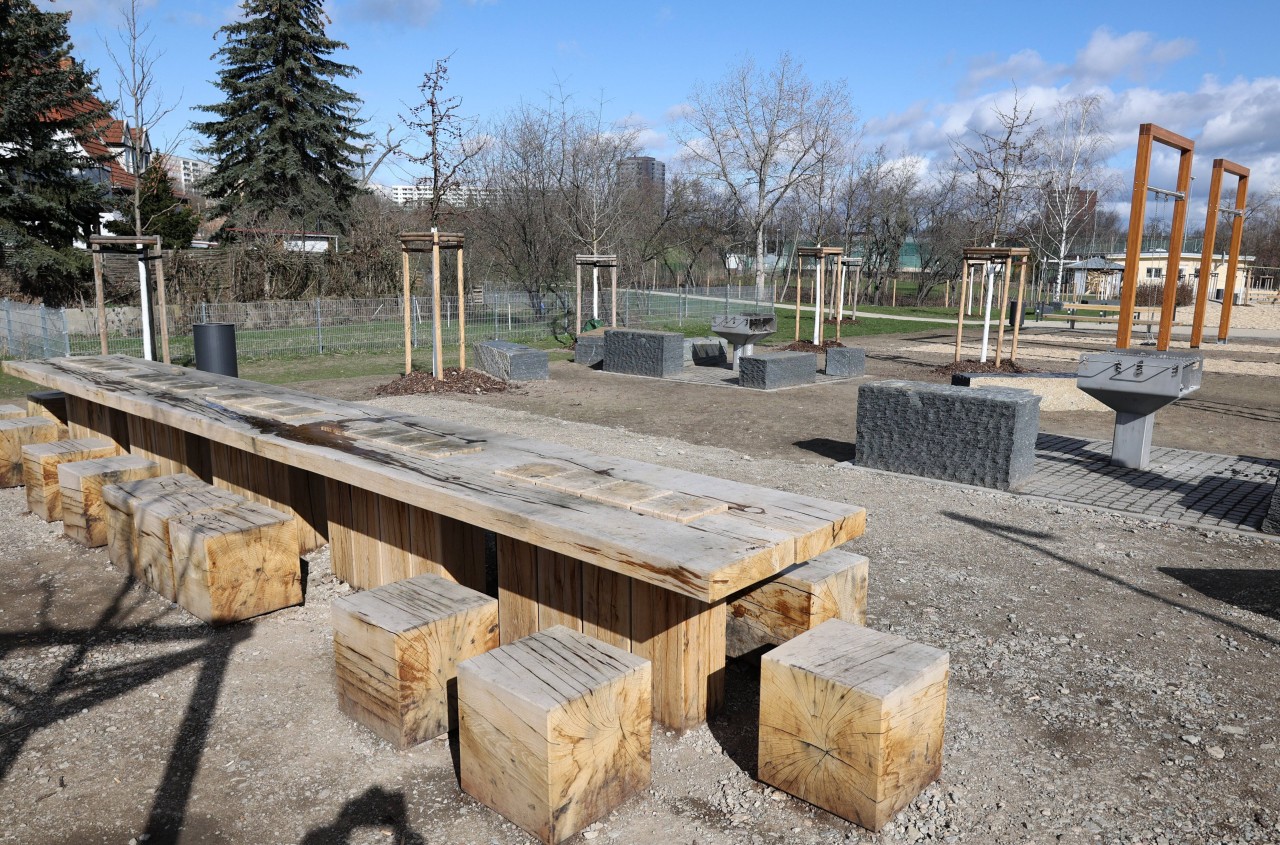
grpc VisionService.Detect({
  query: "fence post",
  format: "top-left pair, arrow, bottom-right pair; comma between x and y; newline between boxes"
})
315,298 -> 323,354
200,302 -> 209,324
40,305 -> 51,358
61,308 -> 71,356
411,296 -> 418,349
2,300 -> 11,357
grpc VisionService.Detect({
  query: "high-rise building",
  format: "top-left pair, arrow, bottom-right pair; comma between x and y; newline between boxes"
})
618,156 -> 666,198
163,155 -> 213,196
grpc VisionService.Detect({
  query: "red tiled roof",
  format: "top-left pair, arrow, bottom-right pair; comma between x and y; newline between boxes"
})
43,97 -> 137,191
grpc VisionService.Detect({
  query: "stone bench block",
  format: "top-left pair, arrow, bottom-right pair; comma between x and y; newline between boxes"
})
603,329 -> 683,378
459,626 -> 651,844
573,333 -> 605,368
824,346 -> 865,378
333,573 -> 499,748
23,437 -> 121,521
855,380 -> 1040,491
0,417 -> 61,487
473,340 -> 549,381
739,351 -> 817,390
726,546 -> 868,657
759,620 -> 949,831
684,337 -> 728,367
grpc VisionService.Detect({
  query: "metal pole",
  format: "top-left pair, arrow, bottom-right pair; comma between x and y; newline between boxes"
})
316,298 -> 324,354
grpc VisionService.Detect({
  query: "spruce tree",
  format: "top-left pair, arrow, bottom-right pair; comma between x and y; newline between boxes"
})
194,0 -> 367,232
0,0 -> 113,304
107,158 -> 200,249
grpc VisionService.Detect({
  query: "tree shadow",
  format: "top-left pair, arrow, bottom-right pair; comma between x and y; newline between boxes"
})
0,575 -> 252,844
298,786 -> 427,845
1159,568 -> 1280,623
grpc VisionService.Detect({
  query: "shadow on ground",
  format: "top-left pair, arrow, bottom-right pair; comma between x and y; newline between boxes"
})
1159,568 -> 1280,623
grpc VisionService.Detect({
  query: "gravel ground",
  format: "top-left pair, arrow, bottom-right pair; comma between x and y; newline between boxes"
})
1,388 -> 1277,845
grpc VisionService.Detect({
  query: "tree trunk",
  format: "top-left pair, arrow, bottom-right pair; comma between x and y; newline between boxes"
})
755,226 -> 766,300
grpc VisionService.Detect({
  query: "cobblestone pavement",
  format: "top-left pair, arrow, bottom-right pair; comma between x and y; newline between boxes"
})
1025,433 -> 1279,532
629,365 -> 858,390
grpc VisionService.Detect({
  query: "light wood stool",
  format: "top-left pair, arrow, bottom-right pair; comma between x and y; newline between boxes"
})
459,625 -> 651,845
167,501 -> 301,624
104,474 -> 215,577
57,455 -> 159,546
0,404 -> 26,420
759,619 -> 948,832
26,391 -> 69,437
0,417 -> 60,487
727,546 -> 868,657
333,573 -> 498,749
22,438 -> 121,521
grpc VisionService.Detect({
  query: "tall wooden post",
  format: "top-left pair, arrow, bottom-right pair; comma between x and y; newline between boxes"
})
1010,256 -> 1028,362
610,265 -> 618,328
953,263 -> 970,363
457,246 -> 467,370
852,262 -> 861,321
1216,162 -> 1250,344
994,257 -> 1011,367
432,230 -> 443,378
812,257 -> 824,345
402,248 -> 412,375
795,257 -> 802,341
92,247 -> 108,355
152,241 -> 170,364
835,261 -> 846,342
1157,146 -> 1195,351
575,265 -> 583,335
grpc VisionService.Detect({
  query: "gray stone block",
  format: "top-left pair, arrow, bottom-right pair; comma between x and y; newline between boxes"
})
1264,476 -> 1280,535
824,346 -> 865,378
603,329 -> 684,378
685,336 -> 728,367
854,379 -> 1041,491
739,351 -> 817,390
472,340 -> 549,381
574,334 -> 605,368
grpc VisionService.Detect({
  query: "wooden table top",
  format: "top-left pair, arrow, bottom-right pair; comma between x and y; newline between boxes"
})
5,356 -> 865,602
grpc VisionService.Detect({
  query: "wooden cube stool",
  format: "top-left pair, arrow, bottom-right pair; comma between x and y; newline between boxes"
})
759,619 -> 948,831
459,625 -> 652,845
167,501 -> 301,624
22,438 -> 121,521
115,478 -> 246,600
333,573 -> 499,749
0,404 -> 26,420
58,455 -> 160,546
103,474 -> 220,584
0,417 -> 60,487
26,391 -> 69,437
727,546 -> 868,657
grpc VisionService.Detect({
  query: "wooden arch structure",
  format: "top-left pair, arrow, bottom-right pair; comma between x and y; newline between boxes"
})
89,235 -> 169,363
400,231 -> 465,378
1192,159 -> 1250,347
574,255 -> 618,335
794,245 -> 843,344
953,246 -> 1030,366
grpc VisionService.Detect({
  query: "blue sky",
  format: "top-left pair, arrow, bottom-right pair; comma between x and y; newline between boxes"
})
52,0 -> 1280,197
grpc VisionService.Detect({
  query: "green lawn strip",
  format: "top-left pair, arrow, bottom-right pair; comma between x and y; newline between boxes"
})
0,364 -> 38,404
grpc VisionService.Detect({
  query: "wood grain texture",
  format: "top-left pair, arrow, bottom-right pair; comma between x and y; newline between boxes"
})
210,441 -> 324,554
758,620 -> 948,831
727,547 -> 869,658
332,574 -> 498,748
497,534 -> 539,645
58,455 -> 159,547
0,417 -> 60,487
631,581 -> 726,730
134,484 -> 246,600
167,501 -> 301,624
458,626 -> 651,844
6,356 -> 865,602
103,473 -> 212,576
27,390 -> 68,434
0,404 -> 26,419
22,437 -> 120,521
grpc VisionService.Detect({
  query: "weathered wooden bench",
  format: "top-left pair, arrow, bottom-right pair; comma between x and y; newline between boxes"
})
59,454 -> 160,546
0,417 -> 60,487
22,437 -> 121,521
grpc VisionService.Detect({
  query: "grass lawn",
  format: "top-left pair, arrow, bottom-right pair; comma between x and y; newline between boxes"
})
0,365 -> 38,403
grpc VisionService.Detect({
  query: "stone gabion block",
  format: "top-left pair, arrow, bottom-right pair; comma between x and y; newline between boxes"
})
854,380 -> 1041,491
825,346 -> 866,378
574,334 -> 605,368
1264,476 -> 1280,535
603,329 -> 684,378
473,340 -> 549,381
739,352 -> 817,390
684,337 -> 728,367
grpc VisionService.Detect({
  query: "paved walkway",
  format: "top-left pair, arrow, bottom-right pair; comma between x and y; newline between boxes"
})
1025,434 -> 1278,532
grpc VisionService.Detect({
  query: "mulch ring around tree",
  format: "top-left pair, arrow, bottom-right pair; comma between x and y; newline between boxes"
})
780,340 -> 847,353
931,358 -> 1039,377
375,367 -> 510,396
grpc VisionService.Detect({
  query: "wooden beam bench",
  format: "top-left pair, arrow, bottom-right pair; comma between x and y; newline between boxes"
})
3,355 -> 866,729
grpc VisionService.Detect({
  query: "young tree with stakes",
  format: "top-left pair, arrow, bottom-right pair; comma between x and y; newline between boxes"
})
194,0 -> 368,232
400,56 -> 486,228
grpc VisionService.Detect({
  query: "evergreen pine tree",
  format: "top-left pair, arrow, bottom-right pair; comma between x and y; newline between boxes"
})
193,0 -> 367,232
107,157 -> 200,249
0,0 -> 113,304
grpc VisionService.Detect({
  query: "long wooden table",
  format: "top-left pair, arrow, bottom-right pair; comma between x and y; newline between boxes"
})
4,356 -> 866,728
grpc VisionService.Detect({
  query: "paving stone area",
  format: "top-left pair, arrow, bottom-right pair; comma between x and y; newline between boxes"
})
1025,433 -> 1280,532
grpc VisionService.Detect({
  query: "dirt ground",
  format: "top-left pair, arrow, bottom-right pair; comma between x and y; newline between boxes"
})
1,327 -> 1278,845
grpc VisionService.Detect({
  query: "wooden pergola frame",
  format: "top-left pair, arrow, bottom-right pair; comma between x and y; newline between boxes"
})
400,231 -> 465,378
953,246 -> 1030,366
89,235 -> 168,364
1117,123 -> 1195,351
1191,158 -> 1250,347
794,246 -> 843,343
837,255 -> 863,341
573,255 -> 618,335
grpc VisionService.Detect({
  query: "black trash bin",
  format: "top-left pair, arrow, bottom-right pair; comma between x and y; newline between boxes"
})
193,322 -> 239,377
1007,301 -> 1026,329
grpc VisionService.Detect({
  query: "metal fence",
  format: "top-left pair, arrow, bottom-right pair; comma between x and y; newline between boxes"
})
1,287 -> 774,365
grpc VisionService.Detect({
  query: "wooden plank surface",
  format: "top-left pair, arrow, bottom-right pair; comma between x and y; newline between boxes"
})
22,437 -> 120,521
3,356 -> 866,601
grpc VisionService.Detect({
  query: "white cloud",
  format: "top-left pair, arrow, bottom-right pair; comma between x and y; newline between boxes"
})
1072,28 -> 1195,84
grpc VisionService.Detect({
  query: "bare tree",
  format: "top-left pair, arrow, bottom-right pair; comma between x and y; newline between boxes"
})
951,88 -> 1043,246
400,56 -> 486,227
103,0 -> 180,236
675,53 -> 855,299
1027,94 -> 1113,297
844,147 -> 918,304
